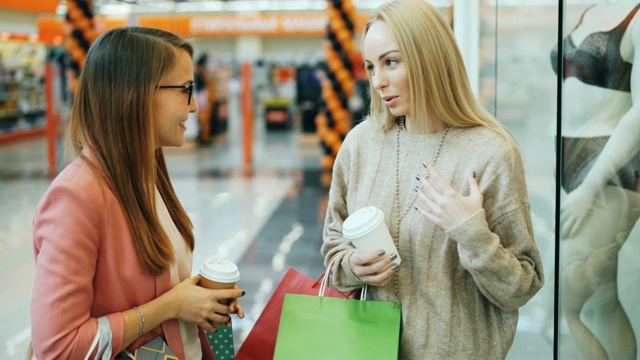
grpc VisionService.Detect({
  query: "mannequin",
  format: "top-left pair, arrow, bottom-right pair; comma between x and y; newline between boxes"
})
551,2 -> 640,359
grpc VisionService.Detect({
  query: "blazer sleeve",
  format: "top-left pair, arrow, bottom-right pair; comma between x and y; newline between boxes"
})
31,179 -> 124,359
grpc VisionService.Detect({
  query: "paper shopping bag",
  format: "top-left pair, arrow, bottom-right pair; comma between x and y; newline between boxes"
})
273,293 -> 401,360
206,324 -> 235,360
235,268 -> 347,360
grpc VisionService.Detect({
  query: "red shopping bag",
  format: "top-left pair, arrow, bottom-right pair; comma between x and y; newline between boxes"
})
235,268 -> 349,360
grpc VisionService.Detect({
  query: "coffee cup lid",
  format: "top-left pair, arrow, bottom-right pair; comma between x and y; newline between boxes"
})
343,206 -> 384,239
199,258 -> 240,283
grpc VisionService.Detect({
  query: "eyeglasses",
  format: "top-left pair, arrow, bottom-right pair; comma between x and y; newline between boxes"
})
158,82 -> 195,105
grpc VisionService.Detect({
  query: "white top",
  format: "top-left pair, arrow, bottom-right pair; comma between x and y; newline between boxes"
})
155,187 -> 202,359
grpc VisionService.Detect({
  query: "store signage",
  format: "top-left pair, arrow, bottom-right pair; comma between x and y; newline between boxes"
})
37,13 -> 370,40
0,0 -> 58,14
137,13 -> 370,37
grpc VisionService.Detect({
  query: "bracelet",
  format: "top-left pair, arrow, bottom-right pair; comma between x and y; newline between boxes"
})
133,306 -> 145,338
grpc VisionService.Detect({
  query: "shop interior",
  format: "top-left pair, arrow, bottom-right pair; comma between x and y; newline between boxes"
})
1,0 -> 639,359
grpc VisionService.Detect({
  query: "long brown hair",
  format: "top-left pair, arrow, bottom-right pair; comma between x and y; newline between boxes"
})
68,27 -> 194,276
363,0 -> 518,150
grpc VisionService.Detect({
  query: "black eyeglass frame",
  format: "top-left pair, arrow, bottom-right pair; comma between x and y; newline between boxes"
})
158,82 -> 195,105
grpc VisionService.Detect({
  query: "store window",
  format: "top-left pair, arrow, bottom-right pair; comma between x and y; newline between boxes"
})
486,1 -> 558,359
555,2 -> 640,359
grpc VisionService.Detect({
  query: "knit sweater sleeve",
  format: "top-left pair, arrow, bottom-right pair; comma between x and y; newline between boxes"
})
320,124 -> 367,293
445,142 -> 545,312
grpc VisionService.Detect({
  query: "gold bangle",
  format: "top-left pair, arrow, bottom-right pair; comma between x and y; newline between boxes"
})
133,306 -> 145,338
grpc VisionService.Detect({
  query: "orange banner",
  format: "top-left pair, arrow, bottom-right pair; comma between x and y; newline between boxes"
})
37,16 -> 129,44
0,0 -> 58,13
137,13 -> 370,37
38,13 -> 371,40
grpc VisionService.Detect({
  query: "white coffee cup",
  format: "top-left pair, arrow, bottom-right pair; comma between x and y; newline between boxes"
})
199,258 -> 240,290
199,258 -> 240,328
343,206 -> 401,265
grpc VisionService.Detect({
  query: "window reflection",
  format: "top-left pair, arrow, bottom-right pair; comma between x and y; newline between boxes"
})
554,2 -> 640,359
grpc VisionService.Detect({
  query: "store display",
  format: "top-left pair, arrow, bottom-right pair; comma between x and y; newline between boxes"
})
0,38 -> 47,141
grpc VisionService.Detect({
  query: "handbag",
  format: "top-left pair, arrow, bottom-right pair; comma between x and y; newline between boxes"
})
115,324 -> 235,359
273,260 -> 402,360
235,268 -> 349,360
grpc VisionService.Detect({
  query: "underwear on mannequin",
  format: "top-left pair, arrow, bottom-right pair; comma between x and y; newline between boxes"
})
561,136 -> 640,193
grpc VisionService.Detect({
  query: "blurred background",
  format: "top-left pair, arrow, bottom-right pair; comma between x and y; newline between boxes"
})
0,0 -> 638,359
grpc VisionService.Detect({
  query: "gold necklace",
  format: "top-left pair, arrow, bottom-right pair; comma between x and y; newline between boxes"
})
393,119 -> 451,304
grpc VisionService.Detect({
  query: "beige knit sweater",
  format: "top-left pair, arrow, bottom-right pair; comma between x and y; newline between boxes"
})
321,120 -> 544,359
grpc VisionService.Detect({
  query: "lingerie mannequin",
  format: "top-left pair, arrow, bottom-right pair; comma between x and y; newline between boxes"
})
551,2 -> 640,359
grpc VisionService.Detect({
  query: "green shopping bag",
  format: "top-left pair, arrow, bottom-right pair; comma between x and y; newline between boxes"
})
273,264 -> 401,360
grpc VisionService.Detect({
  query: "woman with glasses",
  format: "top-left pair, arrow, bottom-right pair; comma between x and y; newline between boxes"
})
30,27 -> 244,359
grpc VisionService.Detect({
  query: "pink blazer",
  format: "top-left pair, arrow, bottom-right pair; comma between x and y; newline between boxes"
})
31,154 -> 215,359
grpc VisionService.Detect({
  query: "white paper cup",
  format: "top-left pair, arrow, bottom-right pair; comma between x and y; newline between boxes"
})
343,206 -> 401,265
199,258 -> 240,290
199,258 -> 240,327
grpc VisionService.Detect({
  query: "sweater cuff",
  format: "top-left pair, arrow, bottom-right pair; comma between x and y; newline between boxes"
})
336,249 -> 364,288
445,209 -> 494,255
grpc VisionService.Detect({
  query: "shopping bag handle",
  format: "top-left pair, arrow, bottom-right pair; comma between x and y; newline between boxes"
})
319,256 -> 368,300
312,269 -> 356,299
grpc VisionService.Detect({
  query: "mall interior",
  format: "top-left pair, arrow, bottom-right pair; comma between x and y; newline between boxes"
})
1,0 -> 640,359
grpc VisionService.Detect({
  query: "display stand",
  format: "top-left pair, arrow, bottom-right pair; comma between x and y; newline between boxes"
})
0,36 -> 47,143
263,97 -> 291,130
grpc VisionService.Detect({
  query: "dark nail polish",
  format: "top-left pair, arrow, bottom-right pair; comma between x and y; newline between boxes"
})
472,171 -> 477,178
378,250 -> 386,256
422,161 -> 428,168
414,206 -> 418,210
392,264 -> 399,271
390,254 -> 398,261
242,291 -> 246,296
416,174 -> 421,180
414,185 -> 419,192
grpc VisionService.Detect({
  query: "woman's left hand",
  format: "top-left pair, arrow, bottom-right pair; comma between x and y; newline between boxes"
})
226,294 -> 245,328
415,164 -> 483,231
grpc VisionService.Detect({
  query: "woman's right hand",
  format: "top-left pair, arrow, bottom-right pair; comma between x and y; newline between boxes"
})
166,276 -> 245,332
348,249 -> 398,286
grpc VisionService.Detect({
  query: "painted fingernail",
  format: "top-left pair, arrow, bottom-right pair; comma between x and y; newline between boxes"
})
472,171 -> 477,178
422,161 -> 428,168
414,185 -> 419,192
392,264 -> 399,271
390,253 -> 398,261
378,250 -> 386,256
414,206 -> 418,210
241,291 -> 246,296
416,174 -> 421,180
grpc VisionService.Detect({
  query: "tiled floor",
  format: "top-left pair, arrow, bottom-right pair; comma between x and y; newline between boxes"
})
0,96 -> 556,359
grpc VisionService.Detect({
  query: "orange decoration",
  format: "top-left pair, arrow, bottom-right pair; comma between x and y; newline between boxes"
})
71,48 -> 85,63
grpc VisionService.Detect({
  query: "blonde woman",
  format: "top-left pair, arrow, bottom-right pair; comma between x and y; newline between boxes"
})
321,0 -> 544,358
31,27 -> 244,359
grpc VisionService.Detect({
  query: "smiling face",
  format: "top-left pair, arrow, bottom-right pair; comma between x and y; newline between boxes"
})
154,48 -> 198,148
363,20 -> 410,119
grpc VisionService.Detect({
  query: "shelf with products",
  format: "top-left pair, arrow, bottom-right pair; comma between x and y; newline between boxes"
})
0,37 -> 47,143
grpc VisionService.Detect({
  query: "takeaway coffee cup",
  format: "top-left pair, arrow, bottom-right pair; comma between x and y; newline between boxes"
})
199,258 -> 240,327
199,258 -> 240,290
342,206 -> 401,265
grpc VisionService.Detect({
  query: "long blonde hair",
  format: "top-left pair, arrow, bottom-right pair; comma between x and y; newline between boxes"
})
363,0 -> 517,148
68,27 -> 194,276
